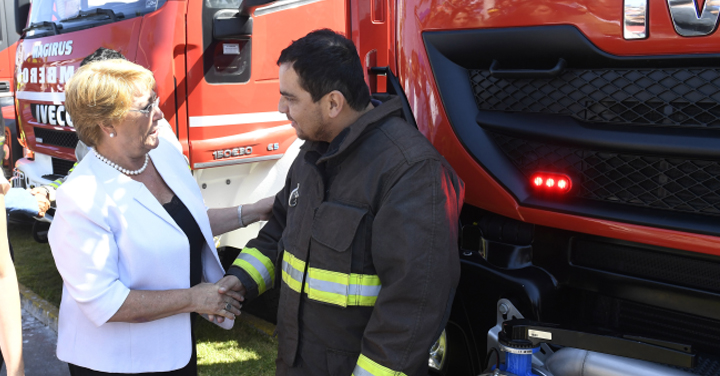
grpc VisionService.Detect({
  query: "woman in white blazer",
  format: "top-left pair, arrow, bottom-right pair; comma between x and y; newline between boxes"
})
48,59 -> 271,376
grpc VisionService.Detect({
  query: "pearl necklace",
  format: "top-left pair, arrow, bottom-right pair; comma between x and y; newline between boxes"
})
94,150 -> 150,176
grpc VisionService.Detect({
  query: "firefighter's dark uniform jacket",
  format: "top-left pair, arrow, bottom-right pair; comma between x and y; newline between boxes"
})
227,96 -> 464,376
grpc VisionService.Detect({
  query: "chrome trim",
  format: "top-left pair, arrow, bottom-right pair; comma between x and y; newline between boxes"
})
254,0 -> 324,16
193,154 -> 283,169
624,0 -> 648,39
667,0 -> 720,37
499,343 -> 536,355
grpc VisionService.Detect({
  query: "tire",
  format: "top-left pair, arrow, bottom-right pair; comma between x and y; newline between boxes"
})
32,220 -> 50,243
4,117 -> 23,171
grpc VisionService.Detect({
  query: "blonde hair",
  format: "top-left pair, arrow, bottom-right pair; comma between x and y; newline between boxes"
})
65,59 -> 156,147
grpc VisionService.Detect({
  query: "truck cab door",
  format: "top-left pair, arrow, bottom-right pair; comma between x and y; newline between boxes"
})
185,0 -> 346,170
185,0 -> 346,249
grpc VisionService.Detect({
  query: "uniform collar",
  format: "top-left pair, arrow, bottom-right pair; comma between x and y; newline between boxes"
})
304,96 -> 402,164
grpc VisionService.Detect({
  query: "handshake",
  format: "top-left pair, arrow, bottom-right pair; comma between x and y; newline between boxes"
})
192,275 -> 246,324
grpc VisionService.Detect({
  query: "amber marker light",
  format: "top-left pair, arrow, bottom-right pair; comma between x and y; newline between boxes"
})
530,172 -> 572,194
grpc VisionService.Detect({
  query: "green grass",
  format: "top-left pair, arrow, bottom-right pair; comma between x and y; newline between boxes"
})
8,221 -> 63,306
7,221 -> 278,376
196,319 -> 278,376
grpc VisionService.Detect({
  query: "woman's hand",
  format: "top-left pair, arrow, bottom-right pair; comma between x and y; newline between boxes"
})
29,187 -> 51,217
189,283 -> 242,320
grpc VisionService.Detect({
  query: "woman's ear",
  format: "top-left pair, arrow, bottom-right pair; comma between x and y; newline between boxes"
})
99,123 -> 117,138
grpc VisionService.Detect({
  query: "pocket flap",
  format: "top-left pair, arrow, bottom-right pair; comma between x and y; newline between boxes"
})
312,202 -> 367,252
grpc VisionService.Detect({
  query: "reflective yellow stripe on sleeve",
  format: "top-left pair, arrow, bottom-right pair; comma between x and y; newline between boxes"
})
352,354 -> 407,376
232,247 -> 275,294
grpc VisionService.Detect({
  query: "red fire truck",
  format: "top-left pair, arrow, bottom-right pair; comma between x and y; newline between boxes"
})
12,0 -> 344,245
377,0 -> 720,375
12,0 -> 720,375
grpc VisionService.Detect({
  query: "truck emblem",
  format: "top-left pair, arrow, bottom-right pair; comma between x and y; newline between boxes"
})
624,0 -> 720,39
288,183 -> 300,207
666,0 -> 720,37
212,146 -> 252,160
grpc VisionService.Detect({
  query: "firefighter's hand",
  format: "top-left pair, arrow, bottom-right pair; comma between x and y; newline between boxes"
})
208,275 -> 246,323
30,187 -> 51,217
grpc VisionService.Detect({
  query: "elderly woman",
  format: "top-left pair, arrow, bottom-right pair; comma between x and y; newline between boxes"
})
48,59 -> 270,375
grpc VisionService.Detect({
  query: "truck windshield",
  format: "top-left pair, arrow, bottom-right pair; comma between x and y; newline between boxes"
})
26,0 -> 167,38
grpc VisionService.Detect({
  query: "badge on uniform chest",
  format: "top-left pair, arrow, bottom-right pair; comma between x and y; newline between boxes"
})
289,183 -> 300,207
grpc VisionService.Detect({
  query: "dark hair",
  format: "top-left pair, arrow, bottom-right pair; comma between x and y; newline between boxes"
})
277,29 -> 370,112
80,47 -> 127,67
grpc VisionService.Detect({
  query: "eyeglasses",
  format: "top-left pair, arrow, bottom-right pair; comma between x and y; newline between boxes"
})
129,97 -> 159,116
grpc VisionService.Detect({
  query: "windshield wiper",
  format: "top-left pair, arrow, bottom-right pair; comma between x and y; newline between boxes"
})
23,21 -> 62,35
60,8 -> 124,23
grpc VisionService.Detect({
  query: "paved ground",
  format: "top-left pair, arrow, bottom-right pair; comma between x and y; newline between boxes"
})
0,307 -> 69,376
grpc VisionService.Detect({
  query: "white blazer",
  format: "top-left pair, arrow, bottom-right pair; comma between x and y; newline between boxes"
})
49,139 -> 233,373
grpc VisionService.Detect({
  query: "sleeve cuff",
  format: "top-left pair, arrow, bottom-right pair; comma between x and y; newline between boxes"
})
226,266 -> 260,301
352,354 -> 407,376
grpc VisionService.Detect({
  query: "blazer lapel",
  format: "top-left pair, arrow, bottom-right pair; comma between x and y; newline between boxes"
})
90,151 -> 181,232
149,144 -> 215,247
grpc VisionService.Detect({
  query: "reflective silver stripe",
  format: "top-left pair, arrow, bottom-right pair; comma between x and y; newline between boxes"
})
352,364 -> 373,376
237,253 -> 272,289
307,276 -> 347,296
282,259 -> 304,283
349,284 -> 381,297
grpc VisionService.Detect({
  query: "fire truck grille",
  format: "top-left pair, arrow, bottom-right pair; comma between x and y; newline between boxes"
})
490,132 -> 720,215
34,127 -> 79,149
469,68 -> 720,128
52,157 -> 75,176
571,239 -> 720,294
577,293 -> 720,372
616,301 -> 720,369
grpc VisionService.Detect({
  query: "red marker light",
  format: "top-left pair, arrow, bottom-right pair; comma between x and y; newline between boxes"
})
530,172 -> 572,194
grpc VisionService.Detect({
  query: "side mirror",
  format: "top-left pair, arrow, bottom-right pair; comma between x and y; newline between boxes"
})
14,0 -> 31,35
213,10 -> 253,40
238,0 -> 274,16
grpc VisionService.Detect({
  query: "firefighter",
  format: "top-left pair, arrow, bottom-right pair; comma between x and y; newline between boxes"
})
216,29 -> 464,376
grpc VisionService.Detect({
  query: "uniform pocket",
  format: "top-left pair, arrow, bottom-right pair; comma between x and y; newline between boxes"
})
307,202 -> 377,308
311,201 -> 368,253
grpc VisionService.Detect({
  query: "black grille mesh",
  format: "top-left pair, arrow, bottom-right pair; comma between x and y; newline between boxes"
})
469,68 -> 720,128
52,157 -> 75,176
490,133 -> 720,215
34,127 -> 79,149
